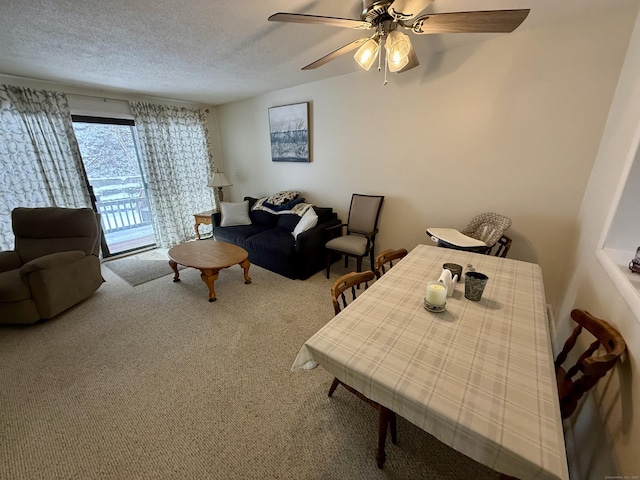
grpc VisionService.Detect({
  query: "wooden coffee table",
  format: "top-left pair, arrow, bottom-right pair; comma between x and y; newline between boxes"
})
168,240 -> 251,302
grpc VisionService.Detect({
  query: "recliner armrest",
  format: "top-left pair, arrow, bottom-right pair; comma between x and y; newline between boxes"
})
19,250 -> 86,276
0,251 -> 22,273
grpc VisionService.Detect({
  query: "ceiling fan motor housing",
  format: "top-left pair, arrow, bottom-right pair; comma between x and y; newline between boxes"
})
361,0 -> 394,24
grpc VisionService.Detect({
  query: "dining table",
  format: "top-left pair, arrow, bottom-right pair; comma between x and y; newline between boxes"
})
291,244 -> 569,480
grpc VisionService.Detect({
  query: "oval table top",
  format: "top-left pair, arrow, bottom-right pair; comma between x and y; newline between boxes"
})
168,240 -> 248,270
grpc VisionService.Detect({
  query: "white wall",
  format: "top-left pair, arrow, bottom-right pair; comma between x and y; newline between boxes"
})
216,6 -> 637,310
556,7 -> 640,479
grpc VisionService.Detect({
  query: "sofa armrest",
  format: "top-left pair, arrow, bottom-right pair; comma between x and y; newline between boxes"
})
296,218 -> 342,254
19,250 -> 86,276
0,251 -> 22,273
211,212 -> 222,228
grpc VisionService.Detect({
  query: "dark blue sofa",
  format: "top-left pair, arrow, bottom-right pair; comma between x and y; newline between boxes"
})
212,197 -> 341,279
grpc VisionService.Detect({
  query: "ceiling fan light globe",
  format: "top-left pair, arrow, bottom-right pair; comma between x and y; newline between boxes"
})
388,53 -> 409,72
354,38 -> 380,71
385,30 -> 411,59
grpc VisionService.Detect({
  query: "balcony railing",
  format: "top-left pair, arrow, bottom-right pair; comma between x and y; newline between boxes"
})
97,196 -> 152,234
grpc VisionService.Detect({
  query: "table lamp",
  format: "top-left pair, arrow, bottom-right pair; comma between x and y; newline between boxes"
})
208,171 -> 233,203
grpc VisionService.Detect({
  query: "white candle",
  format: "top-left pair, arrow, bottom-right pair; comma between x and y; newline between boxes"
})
425,282 -> 447,306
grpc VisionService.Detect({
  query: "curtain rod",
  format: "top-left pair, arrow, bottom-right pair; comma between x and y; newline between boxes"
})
67,92 -> 210,112
1,73 -> 210,110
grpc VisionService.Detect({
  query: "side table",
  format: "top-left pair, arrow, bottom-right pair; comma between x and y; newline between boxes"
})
194,209 -> 216,240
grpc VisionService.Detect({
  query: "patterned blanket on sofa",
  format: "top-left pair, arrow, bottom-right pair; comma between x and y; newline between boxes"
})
251,191 -> 313,217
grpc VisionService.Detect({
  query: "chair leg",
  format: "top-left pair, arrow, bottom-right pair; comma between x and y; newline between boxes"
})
377,406 -> 390,468
370,247 -> 375,273
328,378 -> 340,397
356,256 -> 362,273
326,251 -> 331,279
344,256 -> 348,268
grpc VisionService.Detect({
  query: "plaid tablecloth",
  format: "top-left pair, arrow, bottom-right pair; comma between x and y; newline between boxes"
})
292,244 -> 569,480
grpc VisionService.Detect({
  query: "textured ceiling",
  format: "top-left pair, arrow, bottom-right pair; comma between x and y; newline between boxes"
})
0,0 -> 634,106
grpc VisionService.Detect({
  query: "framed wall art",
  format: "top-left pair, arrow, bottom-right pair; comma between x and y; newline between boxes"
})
268,102 -> 310,162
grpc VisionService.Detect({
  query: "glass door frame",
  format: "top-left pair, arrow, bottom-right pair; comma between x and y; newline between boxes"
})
72,115 -> 154,258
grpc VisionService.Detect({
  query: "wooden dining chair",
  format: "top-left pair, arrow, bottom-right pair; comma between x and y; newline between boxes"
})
374,248 -> 408,279
330,270 -> 375,315
555,309 -> 627,419
493,234 -> 512,258
328,270 -> 397,468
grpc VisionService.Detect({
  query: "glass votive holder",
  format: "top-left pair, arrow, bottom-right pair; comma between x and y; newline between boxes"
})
424,281 -> 447,312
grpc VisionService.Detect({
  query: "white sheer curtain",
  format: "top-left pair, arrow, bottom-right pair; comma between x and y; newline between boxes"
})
129,102 -> 215,248
0,85 -> 92,250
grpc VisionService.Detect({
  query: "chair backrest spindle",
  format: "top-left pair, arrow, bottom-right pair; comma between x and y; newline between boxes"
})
331,271 -> 375,315
493,234 -> 512,258
374,248 -> 408,279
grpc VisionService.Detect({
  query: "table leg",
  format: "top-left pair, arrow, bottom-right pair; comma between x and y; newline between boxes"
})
389,410 -> 397,445
240,259 -> 252,284
169,260 -> 180,282
194,220 -> 202,240
199,268 -> 220,302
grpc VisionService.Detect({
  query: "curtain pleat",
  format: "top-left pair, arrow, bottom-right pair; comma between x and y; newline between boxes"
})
0,85 -> 92,250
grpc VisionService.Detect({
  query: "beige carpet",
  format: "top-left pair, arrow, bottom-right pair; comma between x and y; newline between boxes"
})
0,254 -> 498,480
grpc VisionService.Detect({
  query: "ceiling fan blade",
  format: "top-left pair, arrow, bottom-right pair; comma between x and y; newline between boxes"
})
398,45 -> 419,73
302,38 -> 370,70
412,9 -> 530,34
388,0 -> 435,21
268,13 -> 372,30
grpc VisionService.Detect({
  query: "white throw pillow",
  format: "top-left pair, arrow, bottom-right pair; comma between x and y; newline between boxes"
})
292,208 -> 318,239
220,201 -> 251,227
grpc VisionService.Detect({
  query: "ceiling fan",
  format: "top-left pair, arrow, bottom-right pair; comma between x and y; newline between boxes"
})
268,0 -> 530,82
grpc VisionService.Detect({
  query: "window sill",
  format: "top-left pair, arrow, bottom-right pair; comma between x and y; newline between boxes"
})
596,248 -> 640,320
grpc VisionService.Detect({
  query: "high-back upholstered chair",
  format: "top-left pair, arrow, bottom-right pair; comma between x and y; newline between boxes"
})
374,248 -> 408,279
325,194 -> 384,278
328,270 -> 397,468
0,207 -> 104,324
555,309 -> 627,419
426,212 -> 512,255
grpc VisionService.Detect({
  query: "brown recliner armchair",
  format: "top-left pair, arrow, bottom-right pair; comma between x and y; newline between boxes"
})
0,207 -> 104,324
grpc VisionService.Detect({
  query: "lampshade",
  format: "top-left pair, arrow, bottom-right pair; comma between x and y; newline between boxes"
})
354,38 -> 380,71
208,171 -> 233,188
385,30 -> 411,73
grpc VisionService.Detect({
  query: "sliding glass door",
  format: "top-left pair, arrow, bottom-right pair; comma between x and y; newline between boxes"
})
72,116 -> 155,257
